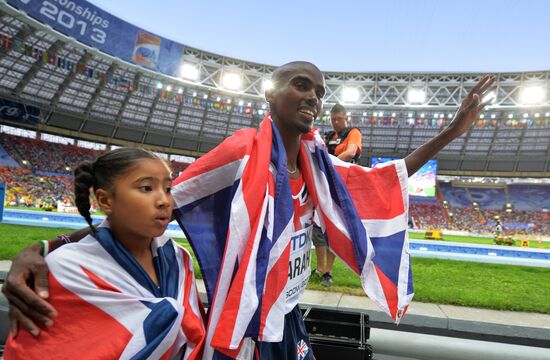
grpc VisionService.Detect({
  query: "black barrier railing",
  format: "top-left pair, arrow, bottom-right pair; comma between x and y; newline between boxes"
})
302,307 -> 373,360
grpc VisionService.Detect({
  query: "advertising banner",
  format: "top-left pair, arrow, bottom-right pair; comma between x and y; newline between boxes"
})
7,0 -> 185,77
0,98 -> 42,125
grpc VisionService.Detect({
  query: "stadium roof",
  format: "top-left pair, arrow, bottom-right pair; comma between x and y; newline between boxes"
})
89,0 -> 550,73
0,1 -> 548,177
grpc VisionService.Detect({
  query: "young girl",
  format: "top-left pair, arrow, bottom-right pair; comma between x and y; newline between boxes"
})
4,148 -> 205,360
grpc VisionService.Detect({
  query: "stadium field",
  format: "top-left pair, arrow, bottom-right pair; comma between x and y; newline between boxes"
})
1,223 -> 549,314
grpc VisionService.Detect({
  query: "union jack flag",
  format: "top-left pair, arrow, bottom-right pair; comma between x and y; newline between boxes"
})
172,116 -> 413,358
4,222 -> 206,360
296,339 -> 309,360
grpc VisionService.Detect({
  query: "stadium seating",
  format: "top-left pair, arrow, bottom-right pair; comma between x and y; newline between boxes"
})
409,200 -> 449,230
0,133 -> 548,236
509,185 -> 550,211
0,133 -> 99,175
0,166 -> 73,208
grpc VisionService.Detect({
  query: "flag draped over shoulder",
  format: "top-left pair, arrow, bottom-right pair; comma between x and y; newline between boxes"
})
5,223 -> 205,360
172,116 -> 412,359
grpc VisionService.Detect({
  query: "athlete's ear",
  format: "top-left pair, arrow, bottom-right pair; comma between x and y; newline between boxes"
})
95,188 -> 113,215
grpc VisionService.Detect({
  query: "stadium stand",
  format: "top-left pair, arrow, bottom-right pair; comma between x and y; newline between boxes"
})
509,184 -> 550,210
409,202 -> 450,230
0,0 -> 547,235
0,166 -> 73,207
0,132 -> 100,175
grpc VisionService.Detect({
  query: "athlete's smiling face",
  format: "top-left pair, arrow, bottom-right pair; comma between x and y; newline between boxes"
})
267,62 -> 326,134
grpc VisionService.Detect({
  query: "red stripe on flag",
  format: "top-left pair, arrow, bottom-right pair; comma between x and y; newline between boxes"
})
81,266 -> 122,293
337,164 -> 405,220
374,264 -> 399,320
322,213 -> 360,274
258,243 -> 291,338
181,253 -> 205,359
172,128 -> 255,186
5,273 -> 132,359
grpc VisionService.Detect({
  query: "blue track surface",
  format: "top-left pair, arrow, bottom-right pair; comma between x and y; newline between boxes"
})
3,209 -> 550,267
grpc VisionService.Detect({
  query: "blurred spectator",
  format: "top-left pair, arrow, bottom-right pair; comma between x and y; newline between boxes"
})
0,133 -> 100,175
0,166 -> 73,208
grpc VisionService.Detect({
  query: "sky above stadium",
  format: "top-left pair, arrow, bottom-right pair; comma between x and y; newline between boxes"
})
88,0 -> 549,73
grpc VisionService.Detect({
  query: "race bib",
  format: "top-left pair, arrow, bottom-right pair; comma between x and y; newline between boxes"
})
285,225 -> 312,312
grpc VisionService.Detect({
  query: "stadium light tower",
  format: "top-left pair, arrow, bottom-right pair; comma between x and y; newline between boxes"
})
181,63 -> 199,81
408,88 -> 426,104
342,87 -> 360,103
222,72 -> 242,91
520,85 -> 545,105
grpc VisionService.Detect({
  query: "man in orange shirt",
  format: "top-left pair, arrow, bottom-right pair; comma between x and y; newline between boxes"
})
313,103 -> 363,286
325,103 -> 362,163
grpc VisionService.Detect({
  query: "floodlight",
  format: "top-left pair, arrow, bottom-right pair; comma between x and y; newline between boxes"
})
373,112 -> 378,117
156,83 -> 163,89
166,85 -> 172,92
420,113 -> 425,118
408,113 -> 413,117
363,112 -> 367,116
482,91 -> 496,104
258,110 -> 264,116
262,104 -> 267,109
216,96 -> 221,102
379,111 -> 384,117
203,94 -> 208,99
408,88 -> 426,104
222,73 -> 242,90
325,110 -> 330,115
535,113 -> 540,118
508,114 -> 513,119
440,114 -> 444,118
226,99 -> 231,104
391,112 -> 396,117
480,114 -> 484,119
523,113 -> 529,118
341,87 -> 360,103
346,112 -> 351,116
546,113 -> 550,117
491,114 -> 496,119
520,86 -> 545,105
238,100 -> 244,106
177,88 -> 183,94
448,113 -> 453,118
263,79 -> 273,91
181,63 -> 199,81
192,92 -> 197,97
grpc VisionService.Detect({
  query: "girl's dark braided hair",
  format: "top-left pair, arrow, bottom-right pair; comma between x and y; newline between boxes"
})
73,148 -> 162,233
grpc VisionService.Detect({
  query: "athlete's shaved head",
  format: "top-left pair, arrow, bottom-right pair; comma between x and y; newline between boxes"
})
271,61 -> 323,89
